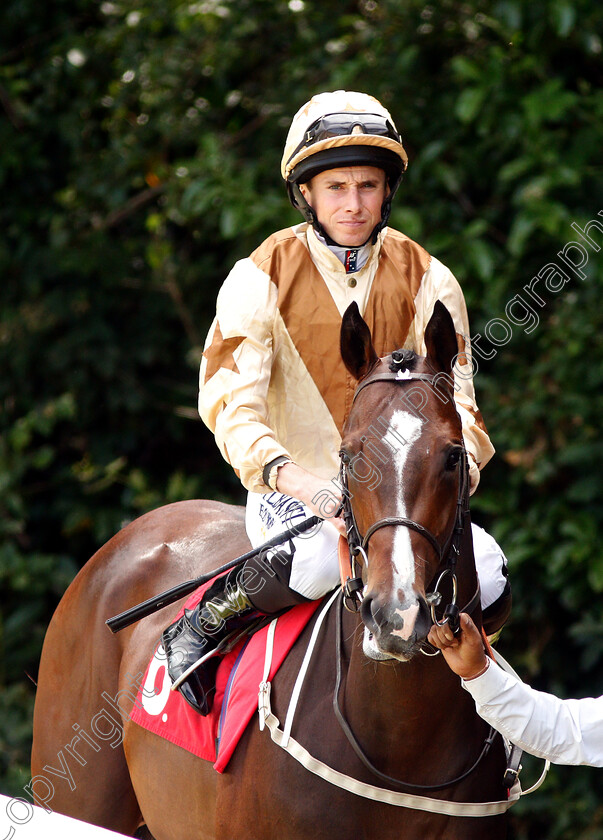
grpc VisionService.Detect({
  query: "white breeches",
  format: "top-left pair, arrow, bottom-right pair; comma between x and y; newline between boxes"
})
245,491 -> 508,609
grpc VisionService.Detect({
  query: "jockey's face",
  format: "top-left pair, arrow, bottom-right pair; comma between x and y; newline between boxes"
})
300,166 -> 388,247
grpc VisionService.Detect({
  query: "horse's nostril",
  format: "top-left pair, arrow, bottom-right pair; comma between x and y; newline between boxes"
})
360,594 -> 380,635
361,589 -> 435,651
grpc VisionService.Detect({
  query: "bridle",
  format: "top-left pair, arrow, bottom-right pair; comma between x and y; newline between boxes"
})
333,359 -> 496,793
339,363 -> 479,631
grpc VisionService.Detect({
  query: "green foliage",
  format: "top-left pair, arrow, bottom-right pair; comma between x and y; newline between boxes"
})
2,0 -> 603,832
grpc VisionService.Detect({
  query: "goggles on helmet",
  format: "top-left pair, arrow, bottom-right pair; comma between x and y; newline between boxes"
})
288,112 -> 402,164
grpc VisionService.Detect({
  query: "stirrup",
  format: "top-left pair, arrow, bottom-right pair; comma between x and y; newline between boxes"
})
170,629 -> 245,690
163,611 -> 264,715
173,620 -> 265,714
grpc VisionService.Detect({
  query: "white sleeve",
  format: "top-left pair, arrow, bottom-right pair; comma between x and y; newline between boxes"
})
462,659 -> 603,767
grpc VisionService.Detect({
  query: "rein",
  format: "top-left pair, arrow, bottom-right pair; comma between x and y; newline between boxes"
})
332,594 -> 497,792
258,598 -> 549,816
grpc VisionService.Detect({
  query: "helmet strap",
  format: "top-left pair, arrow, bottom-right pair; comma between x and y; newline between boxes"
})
288,182 -> 339,244
370,169 -> 404,242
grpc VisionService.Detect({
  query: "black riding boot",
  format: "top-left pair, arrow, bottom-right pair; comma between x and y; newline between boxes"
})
162,547 -> 309,716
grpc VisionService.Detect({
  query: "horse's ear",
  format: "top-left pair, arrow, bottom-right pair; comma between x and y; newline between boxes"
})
340,302 -> 379,381
424,300 -> 458,375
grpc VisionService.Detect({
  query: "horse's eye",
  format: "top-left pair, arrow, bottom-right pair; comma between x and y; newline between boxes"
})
445,448 -> 462,471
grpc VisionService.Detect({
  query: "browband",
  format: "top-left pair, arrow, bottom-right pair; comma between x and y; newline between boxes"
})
352,370 -> 448,404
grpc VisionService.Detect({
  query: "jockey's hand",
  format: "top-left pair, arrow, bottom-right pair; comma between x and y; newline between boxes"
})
427,613 -> 490,681
275,462 -> 346,536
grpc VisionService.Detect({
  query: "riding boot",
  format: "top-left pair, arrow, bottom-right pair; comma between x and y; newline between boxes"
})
162,547 -> 309,716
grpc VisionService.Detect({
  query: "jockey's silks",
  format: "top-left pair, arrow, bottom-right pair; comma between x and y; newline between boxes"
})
199,222 -> 494,493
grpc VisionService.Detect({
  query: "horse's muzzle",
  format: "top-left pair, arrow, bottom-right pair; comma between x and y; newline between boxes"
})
360,591 -> 432,660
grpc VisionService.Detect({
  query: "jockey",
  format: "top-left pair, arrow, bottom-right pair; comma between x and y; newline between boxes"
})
162,90 -> 511,715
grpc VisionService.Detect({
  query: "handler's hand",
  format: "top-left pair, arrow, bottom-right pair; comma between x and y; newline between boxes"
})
427,613 -> 490,681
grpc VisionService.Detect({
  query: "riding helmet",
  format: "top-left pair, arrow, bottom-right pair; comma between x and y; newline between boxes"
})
281,90 -> 408,243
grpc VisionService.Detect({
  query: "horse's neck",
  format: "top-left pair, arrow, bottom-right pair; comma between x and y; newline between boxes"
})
345,617 -> 456,711
341,602 -> 480,774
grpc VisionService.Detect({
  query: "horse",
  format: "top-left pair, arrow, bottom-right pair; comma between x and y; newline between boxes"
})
31,301 -> 511,839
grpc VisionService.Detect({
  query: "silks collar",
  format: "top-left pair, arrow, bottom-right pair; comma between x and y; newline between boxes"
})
314,231 -> 372,274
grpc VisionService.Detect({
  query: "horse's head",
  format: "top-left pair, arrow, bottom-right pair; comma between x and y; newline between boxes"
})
339,300 -> 468,662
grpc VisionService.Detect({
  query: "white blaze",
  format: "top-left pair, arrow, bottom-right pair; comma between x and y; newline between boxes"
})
387,410 -> 424,595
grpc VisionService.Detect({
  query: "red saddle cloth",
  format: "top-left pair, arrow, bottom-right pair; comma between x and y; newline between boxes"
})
129,577 -> 321,772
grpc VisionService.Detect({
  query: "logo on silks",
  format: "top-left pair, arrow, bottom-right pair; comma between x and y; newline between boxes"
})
344,249 -> 359,274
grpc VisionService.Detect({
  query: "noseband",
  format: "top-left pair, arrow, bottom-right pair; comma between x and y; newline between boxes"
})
339,362 -> 472,631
